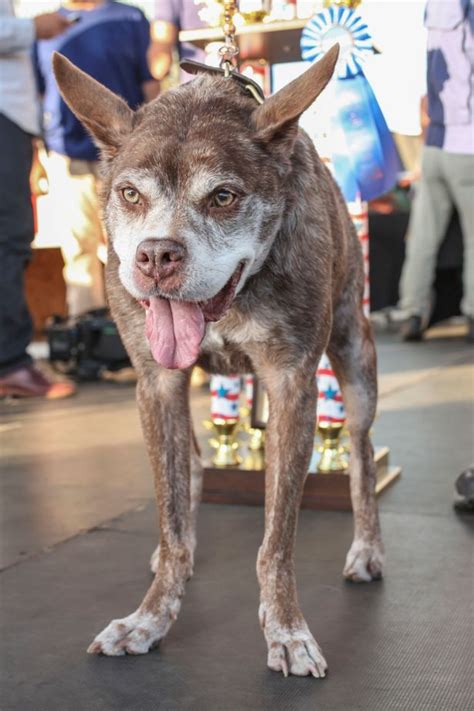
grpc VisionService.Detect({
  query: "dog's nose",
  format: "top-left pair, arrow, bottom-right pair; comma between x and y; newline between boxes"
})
136,239 -> 186,279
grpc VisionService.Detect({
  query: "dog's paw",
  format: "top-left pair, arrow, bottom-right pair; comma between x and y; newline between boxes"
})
149,544 -> 160,574
343,538 -> 384,583
260,605 -> 327,678
267,636 -> 327,678
87,609 -> 172,656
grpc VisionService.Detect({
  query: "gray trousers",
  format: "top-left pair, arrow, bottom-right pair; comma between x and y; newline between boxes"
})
400,145 -> 474,319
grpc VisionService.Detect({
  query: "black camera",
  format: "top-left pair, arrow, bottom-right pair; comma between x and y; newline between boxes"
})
46,308 -> 130,380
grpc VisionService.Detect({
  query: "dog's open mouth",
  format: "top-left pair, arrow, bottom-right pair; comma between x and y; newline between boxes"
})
140,262 -> 244,370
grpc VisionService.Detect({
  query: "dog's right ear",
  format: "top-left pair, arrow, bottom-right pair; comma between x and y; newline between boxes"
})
52,52 -> 134,158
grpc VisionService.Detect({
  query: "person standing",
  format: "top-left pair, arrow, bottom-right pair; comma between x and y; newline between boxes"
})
0,0 -> 75,398
34,0 -> 159,318
399,0 -> 474,342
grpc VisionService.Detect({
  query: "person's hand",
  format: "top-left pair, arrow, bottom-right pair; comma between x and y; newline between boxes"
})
30,142 -> 49,197
34,12 -> 71,40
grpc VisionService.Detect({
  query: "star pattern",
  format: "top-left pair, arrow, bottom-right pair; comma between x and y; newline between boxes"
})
323,385 -> 339,400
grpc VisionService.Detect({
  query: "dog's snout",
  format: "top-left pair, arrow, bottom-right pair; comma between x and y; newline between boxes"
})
136,239 -> 186,279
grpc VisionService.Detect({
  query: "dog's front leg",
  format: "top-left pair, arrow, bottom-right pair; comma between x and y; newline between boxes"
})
150,428 -> 202,574
88,368 -> 194,656
256,366 -> 327,678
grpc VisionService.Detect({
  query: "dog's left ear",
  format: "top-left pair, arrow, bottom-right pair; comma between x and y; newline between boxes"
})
252,43 -> 339,156
52,52 -> 134,158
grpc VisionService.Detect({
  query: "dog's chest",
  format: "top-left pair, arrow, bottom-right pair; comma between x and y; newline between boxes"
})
202,314 -> 267,352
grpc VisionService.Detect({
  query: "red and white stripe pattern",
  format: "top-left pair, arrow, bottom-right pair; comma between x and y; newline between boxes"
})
244,375 -> 254,409
210,375 -> 241,421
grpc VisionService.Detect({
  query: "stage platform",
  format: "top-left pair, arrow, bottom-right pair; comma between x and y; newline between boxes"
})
1,324 -> 473,711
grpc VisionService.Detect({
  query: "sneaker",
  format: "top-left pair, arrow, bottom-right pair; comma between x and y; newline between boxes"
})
401,315 -> 424,342
454,467 -> 474,512
0,364 -> 76,399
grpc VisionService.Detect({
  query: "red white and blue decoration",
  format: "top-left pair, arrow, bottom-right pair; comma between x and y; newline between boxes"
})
210,375 -> 241,421
301,5 -> 402,203
316,354 -> 346,424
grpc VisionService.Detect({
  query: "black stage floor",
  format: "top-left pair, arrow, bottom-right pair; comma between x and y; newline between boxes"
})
1,325 -> 473,710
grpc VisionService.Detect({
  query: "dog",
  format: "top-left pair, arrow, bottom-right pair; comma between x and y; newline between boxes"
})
53,43 -> 383,678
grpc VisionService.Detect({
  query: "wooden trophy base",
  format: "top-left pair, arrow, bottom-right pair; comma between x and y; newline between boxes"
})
202,446 -> 401,511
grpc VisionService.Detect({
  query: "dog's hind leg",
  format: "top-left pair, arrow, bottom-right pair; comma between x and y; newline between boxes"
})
150,427 -> 202,574
327,299 -> 384,583
88,367 -> 195,656
253,361 -> 328,678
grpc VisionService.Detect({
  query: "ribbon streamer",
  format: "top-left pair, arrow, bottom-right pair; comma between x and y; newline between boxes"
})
301,5 -> 402,202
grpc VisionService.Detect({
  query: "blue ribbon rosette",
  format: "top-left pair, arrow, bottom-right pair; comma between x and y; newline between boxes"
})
301,6 -> 402,202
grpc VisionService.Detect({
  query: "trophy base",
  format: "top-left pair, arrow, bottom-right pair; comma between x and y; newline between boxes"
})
202,446 -> 401,511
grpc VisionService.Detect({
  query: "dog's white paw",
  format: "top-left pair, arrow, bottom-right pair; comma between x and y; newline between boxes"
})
149,544 -> 160,574
343,538 -> 384,583
267,636 -> 327,678
87,609 -> 172,656
260,605 -> 327,678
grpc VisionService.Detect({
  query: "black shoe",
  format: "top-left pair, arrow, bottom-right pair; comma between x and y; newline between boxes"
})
401,315 -> 424,342
466,318 -> 474,344
454,467 -> 474,512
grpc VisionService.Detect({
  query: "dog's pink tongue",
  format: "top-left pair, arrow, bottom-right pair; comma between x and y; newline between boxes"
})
145,296 -> 205,369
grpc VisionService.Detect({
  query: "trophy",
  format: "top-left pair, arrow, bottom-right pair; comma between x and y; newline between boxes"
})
316,421 -> 349,473
205,375 -> 242,466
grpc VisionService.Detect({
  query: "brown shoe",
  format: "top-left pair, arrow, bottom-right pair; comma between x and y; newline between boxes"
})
0,365 -> 76,399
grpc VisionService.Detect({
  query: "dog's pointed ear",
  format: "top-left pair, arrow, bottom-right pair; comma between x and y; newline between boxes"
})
252,43 -> 339,156
52,52 -> 134,158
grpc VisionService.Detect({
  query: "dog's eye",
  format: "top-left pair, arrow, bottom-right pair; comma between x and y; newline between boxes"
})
212,190 -> 235,208
122,187 -> 140,204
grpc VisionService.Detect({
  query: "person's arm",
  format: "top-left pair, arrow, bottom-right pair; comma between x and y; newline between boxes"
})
149,19 -> 178,81
0,12 -> 70,55
420,94 -> 430,142
0,14 -> 35,53
134,11 -> 160,102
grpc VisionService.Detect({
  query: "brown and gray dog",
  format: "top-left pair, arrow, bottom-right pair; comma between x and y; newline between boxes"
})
53,44 -> 383,678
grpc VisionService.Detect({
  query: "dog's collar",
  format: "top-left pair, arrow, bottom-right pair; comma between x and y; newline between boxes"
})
180,60 -> 265,105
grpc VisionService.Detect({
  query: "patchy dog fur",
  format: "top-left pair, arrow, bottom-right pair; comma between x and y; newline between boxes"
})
53,45 -> 383,677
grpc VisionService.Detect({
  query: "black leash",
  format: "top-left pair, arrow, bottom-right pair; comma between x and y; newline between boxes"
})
180,59 -> 265,105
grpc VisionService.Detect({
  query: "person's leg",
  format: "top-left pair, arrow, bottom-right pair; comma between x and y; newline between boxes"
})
442,151 -> 474,323
45,153 -> 106,317
0,120 -> 75,399
0,113 -> 34,377
399,146 -> 454,326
